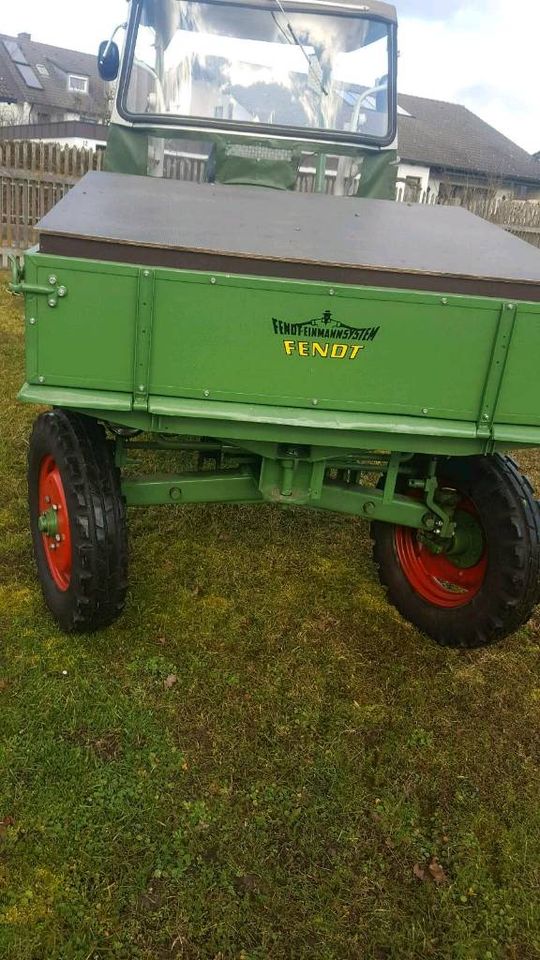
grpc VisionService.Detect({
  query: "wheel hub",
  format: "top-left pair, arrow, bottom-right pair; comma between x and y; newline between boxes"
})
395,495 -> 487,609
38,507 -> 59,537
38,455 -> 72,592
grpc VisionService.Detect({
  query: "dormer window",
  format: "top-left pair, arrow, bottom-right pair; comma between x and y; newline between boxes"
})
68,74 -> 88,93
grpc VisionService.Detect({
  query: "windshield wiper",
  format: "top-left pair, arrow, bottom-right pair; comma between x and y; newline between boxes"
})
271,0 -> 328,96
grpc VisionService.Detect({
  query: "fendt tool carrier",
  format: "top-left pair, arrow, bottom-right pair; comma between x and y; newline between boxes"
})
10,0 -> 540,646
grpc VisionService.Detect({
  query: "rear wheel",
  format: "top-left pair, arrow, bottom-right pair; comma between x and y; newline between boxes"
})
371,455 -> 540,647
28,409 -> 128,632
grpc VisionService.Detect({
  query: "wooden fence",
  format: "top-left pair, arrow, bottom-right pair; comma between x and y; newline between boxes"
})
461,196 -> 540,248
0,140 -> 103,266
2,139 -> 540,265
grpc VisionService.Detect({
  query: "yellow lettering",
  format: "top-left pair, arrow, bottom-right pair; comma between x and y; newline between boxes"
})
283,340 -> 295,355
331,343 -> 347,359
312,342 -> 329,358
298,341 -> 309,357
349,345 -> 364,360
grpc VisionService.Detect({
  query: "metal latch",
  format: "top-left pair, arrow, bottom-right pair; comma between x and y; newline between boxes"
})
8,256 -> 67,307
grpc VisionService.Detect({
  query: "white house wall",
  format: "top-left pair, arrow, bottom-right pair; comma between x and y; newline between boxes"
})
396,161 -> 431,196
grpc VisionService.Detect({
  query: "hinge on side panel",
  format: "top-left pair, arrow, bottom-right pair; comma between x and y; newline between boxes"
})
133,268 -> 155,411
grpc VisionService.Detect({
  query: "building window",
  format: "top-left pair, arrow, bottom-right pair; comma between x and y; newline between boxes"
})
68,74 -> 89,93
404,176 -> 422,202
36,63 -> 50,77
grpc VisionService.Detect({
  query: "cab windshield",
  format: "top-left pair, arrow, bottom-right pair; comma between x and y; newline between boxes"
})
122,0 -> 395,144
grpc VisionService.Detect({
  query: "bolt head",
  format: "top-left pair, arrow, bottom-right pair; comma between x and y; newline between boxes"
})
57,286 -> 67,298
441,297 -> 448,305
49,543 -> 56,550
48,275 -> 57,285
329,288 -> 335,296
29,317 -> 36,325
143,270 -> 150,277
48,298 -> 56,308
312,399 -> 318,406
45,496 -> 51,504
38,376 -> 45,384
422,407 -> 428,415
204,389 -> 210,397
52,504 -> 58,511
210,277 -> 216,284
55,534 -> 61,542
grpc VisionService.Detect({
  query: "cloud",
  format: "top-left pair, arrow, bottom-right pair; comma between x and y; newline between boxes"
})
395,0 -> 481,18
0,0 -> 127,54
398,0 -> 540,153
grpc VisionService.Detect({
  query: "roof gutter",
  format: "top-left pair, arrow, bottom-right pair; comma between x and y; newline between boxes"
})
399,159 -> 540,189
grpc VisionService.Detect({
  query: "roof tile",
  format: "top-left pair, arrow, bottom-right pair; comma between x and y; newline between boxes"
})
398,94 -> 540,184
0,33 -> 108,119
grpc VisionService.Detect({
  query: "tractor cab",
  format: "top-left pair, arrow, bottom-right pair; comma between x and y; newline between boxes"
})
99,0 -> 398,197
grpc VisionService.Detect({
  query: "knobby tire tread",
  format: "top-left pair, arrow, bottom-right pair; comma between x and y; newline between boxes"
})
28,409 -> 128,633
371,454 -> 540,648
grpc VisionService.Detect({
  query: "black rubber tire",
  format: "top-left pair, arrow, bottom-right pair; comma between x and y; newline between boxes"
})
371,455 -> 540,648
28,409 -> 128,633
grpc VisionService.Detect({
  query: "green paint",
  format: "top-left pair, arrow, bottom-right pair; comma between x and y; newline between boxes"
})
120,465 -> 449,533
18,252 -> 540,450
445,509 -> 485,568
37,508 -> 59,537
14,224 -> 540,530
122,471 -> 262,506
314,154 -> 327,194
477,302 -> 517,433
133,268 -> 155,410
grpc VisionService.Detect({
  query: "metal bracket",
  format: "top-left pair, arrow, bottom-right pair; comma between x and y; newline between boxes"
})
259,458 -> 326,504
133,268 -> 155,411
477,302 -> 517,436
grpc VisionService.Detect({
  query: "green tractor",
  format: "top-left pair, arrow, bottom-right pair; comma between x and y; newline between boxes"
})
10,0 -> 540,646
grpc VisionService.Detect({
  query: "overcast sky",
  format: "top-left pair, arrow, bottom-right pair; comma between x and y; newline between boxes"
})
1,0 -> 539,153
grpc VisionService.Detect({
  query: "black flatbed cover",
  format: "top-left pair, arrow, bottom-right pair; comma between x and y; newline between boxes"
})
38,171 -> 540,302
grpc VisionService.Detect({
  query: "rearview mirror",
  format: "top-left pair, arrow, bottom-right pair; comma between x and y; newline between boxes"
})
98,40 -> 120,81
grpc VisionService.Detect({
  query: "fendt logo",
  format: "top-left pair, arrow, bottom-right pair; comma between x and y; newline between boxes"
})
271,309 -> 380,360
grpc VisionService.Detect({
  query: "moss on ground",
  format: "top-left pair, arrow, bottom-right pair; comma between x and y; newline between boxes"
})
0,277 -> 539,959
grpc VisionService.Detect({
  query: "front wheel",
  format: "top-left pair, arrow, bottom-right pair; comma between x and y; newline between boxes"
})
28,409 -> 128,633
371,455 -> 540,648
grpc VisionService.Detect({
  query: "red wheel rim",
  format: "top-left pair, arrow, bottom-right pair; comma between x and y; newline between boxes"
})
394,496 -> 487,609
38,455 -> 72,592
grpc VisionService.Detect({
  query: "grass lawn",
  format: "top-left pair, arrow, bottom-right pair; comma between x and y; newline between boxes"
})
0,275 -> 539,960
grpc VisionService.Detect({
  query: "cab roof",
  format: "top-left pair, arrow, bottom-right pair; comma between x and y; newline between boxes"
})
143,0 -> 397,24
